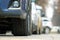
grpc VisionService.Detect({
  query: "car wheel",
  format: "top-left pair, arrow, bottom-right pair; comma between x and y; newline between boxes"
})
12,15 -> 32,36
0,30 -> 6,34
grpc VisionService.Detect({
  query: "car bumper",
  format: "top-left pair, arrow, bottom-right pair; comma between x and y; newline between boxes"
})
0,9 -> 27,19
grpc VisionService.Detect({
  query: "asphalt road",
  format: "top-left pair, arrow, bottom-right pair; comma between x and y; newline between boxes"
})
0,31 -> 60,40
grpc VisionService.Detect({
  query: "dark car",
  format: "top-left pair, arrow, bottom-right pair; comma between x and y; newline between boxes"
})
0,0 -> 32,36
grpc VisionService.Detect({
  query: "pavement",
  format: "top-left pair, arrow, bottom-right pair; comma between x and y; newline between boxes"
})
0,34 -> 60,40
0,31 -> 60,40
0,27 -> 60,40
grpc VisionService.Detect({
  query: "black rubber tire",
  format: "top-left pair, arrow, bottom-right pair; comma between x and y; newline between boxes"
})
12,15 -> 32,36
25,15 -> 32,35
0,30 -> 6,34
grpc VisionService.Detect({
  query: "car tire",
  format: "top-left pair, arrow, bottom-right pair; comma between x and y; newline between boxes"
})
12,15 -> 32,36
0,30 -> 6,34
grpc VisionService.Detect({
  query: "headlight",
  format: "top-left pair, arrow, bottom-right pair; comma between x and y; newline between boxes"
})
13,1 -> 19,8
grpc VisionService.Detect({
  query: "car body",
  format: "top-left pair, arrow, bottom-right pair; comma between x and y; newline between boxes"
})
51,26 -> 60,33
31,1 -> 42,34
41,17 -> 53,33
0,0 -> 27,18
0,0 -> 32,36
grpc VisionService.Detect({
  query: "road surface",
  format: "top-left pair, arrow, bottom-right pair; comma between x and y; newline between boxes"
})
0,31 -> 60,40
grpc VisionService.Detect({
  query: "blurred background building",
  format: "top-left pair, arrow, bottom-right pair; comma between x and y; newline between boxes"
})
35,0 -> 60,26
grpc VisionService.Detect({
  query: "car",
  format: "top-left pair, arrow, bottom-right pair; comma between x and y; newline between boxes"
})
31,1 -> 42,34
42,17 -> 52,34
0,0 -> 32,36
51,26 -> 60,33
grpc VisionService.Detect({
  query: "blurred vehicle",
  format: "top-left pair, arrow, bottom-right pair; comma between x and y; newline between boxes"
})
51,26 -> 60,33
42,17 -> 52,34
0,0 -> 32,36
31,0 -> 42,34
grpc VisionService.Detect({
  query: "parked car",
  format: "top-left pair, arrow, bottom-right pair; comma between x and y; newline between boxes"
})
51,26 -> 60,33
31,1 -> 42,34
42,17 -> 52,34
0,0 -> 32,36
